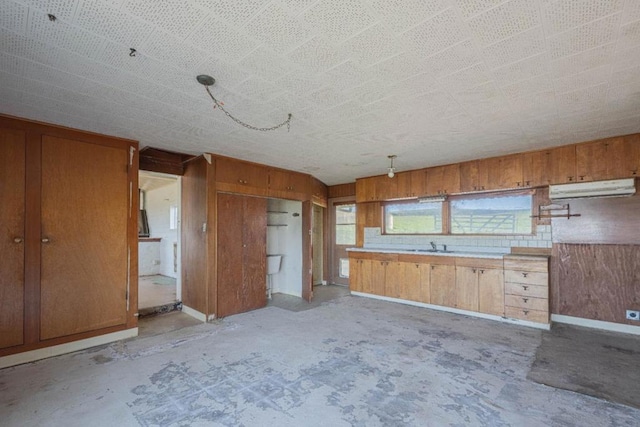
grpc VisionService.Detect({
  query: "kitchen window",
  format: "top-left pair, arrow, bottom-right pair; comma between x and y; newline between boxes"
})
383,191 -> 533,235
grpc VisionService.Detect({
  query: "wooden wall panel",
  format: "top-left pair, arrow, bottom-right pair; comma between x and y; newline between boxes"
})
40,136 -> 128,340
552,244 -> 640,324
139,147 -> 194,175
302,200 -> 313,302
355,202 -> 381,247
328,182 -> 356,198
181,157 -> 209,314
0,128 -> 26,349
552,192 -> 640,244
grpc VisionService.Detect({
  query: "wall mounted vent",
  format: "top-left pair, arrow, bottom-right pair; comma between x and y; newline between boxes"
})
549,178 -> 636,201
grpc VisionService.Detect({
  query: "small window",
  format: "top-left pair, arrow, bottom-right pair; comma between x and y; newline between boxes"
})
335,204 -> 356,245
339,258 -> 350,278
384,201 -> 443,234
450,193 -> 532,235
169,205 -> 178,230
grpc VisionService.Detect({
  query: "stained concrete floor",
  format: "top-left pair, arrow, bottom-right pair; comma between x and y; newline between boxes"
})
2,295 -> 640,426
268,284 -> 350,312
139,275 -> 177,310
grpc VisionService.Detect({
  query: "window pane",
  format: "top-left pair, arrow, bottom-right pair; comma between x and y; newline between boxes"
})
450,194 -> 532,235
384,201 -> 443,234
335,204 -> 356,245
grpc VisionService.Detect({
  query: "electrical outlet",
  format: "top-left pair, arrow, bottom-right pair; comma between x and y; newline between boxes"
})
626,310 -> 640,321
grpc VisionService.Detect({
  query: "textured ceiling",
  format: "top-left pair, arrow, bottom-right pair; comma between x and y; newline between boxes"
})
1,0 -> 640,185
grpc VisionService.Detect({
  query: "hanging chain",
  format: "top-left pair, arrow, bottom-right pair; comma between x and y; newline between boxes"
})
204,85 -> 291,132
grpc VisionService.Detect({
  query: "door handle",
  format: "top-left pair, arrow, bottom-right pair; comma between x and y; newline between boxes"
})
14,237 -> 24,243
41,237 -> 50,243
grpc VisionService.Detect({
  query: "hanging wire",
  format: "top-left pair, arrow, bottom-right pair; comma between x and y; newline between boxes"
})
203,85 -> 292,132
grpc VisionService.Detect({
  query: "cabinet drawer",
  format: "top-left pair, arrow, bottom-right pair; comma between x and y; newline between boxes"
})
504,282 -> 548,298
504,256 -> 548,272
504,270 -> 548,286
504,306 -> 549,323
505,294 -> 548,311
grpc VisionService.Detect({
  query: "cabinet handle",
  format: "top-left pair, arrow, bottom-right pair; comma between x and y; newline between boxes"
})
523,285 -> 528,291
523,310 -> 529,315
523,298 -> 528,303
522,272 -> 528,278
480,186 -> 485,190
14,237 -> 24,243
41,237 -> 50,243
568,176 -> 574,182
579,176 -> 585,181
472,268 -> 476,273
516,181 -> 521,187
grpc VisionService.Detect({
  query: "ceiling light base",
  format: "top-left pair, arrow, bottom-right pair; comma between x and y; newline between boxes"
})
197,75 -> 215,86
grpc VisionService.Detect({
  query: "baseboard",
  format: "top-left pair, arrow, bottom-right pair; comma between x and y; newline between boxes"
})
551,314 -> 640,336
181,305 -> 207,322
351,291 -> 551,331
0,328 -> 138,369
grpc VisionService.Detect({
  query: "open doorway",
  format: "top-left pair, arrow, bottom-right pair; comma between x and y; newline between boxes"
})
138,171 -> 181,315
312,204 -> 324,287
329,201 -> 356,286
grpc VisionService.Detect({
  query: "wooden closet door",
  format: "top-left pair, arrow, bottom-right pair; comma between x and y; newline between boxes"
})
217,193 -> 267,317
40,136 -> 128,340
0,128 -> 26,349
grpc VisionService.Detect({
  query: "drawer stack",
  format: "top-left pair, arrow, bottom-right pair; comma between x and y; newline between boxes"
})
503,255 -> 549,324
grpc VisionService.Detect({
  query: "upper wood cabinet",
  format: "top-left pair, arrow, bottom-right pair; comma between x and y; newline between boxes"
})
355,175 -> 398,202
486,154 -> 524,189
523,145 -> 576,187
576,135 -> 640,182
268,168 -> 309,197
459,160 -> 489,193
426,164 -> 460,196
396,169 -> 427,198
215,156 -> 269,192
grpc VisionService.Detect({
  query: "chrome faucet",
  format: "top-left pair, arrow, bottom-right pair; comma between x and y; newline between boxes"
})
430,241 -> 437,251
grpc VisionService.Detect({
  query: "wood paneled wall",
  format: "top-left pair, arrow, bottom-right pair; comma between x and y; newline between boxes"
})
551,244 -> 640,324
328,182 -> 356,198
356,202 -> 381,247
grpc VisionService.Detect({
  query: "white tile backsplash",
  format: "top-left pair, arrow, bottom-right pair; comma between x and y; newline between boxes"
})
363,223 -> 553,254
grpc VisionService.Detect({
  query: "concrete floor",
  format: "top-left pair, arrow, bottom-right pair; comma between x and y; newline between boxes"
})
139,275 -> 177,310
268,284 -> 350,312
2,295 -> 639,426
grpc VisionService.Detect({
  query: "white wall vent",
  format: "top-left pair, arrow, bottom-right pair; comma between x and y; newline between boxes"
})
549,178 -> 636,201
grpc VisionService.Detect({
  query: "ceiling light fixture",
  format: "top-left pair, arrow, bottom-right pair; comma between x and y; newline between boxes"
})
196,74 -> 292,132
387,155 -> 397,178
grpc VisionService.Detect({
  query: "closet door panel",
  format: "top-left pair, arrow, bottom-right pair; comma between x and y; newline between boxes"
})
0,129 -> 26,349
40,136 -> 128,340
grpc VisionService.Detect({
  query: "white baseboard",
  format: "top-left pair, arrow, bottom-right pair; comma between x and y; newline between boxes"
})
0,328 -> 138,369
182,305 -> 207,322
351,291 -> 551,331
551,314 -> 640,336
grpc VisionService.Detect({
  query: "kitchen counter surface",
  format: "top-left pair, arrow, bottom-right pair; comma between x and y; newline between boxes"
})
347,247 -> 506,259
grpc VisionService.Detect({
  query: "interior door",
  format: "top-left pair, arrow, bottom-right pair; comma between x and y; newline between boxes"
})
40,136 -> 129,340
330,202 -> 356,286
312,204 -> 324,285
217,193 -> 267,317
0,128 -> 26,349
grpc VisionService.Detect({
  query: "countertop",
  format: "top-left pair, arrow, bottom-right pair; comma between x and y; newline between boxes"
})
347,247 -> 506,259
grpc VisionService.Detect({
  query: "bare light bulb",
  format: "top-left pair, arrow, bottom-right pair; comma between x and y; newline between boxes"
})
388,168 -> 395,178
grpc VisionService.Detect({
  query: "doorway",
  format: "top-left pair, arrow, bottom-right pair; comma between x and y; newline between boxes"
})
329,201 -> 356,286
138,171 -> 181,315
312,204 -> 324,286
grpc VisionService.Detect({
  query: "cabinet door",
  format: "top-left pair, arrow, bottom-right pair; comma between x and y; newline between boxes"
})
349,258 -> 362,292
402,262 -> 422,301
269,169 -> 308,194
241,196 -> 267,311
360,259 -> 373,294
430,264 -> 456,307
459,160 -> 489,192
418,263 -> 431,303
0,128 -> 26,349
370,260 -> 387,295
523,146 -> 577,187
608,135 -> 640,179
40,136 -> 129,340
487,154 -> 523,189
375,175 -> 398,201
216,156 -> 269,189
355,177 -> 376,202
576,139 -> 610,181
478,268 -> 504,316
426,164 -> 460,195
455,266 -> 478,311
385,261 -> 403,298
397,170 -> 427,198
395,171 -> 413,198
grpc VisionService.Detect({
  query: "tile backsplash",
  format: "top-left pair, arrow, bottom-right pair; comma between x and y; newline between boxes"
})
364,225 -> 552,254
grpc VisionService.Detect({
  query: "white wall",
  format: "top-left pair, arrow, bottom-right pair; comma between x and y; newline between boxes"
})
143,182 -> 179,278
138,240 -> 160,275
267,199 -> 303,297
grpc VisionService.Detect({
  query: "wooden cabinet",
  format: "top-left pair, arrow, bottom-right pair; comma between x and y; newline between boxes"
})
268,168 -> 309,199
455,258 -> 504,314
0,128 -> 26,350
504,255 -> 549,324
0,116 -> 137,357
486,154 -> 524,189
459,160 -> 489,193
523,145 -> 576,187
215,156 -> 269,193
430,263 -> 456,307
576,135 -> 640,181
400,262 -> 430,303
310,176 -> 328,207
217,193 -> 267,317
396,170 -> 427,198
426,164 -> 460,196
355,175 -> 399,202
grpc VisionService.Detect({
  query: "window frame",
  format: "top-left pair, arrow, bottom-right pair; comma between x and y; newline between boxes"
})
382,189 -> 535,236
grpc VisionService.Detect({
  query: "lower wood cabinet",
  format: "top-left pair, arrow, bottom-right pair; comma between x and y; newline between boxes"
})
348,251 -> 549,327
